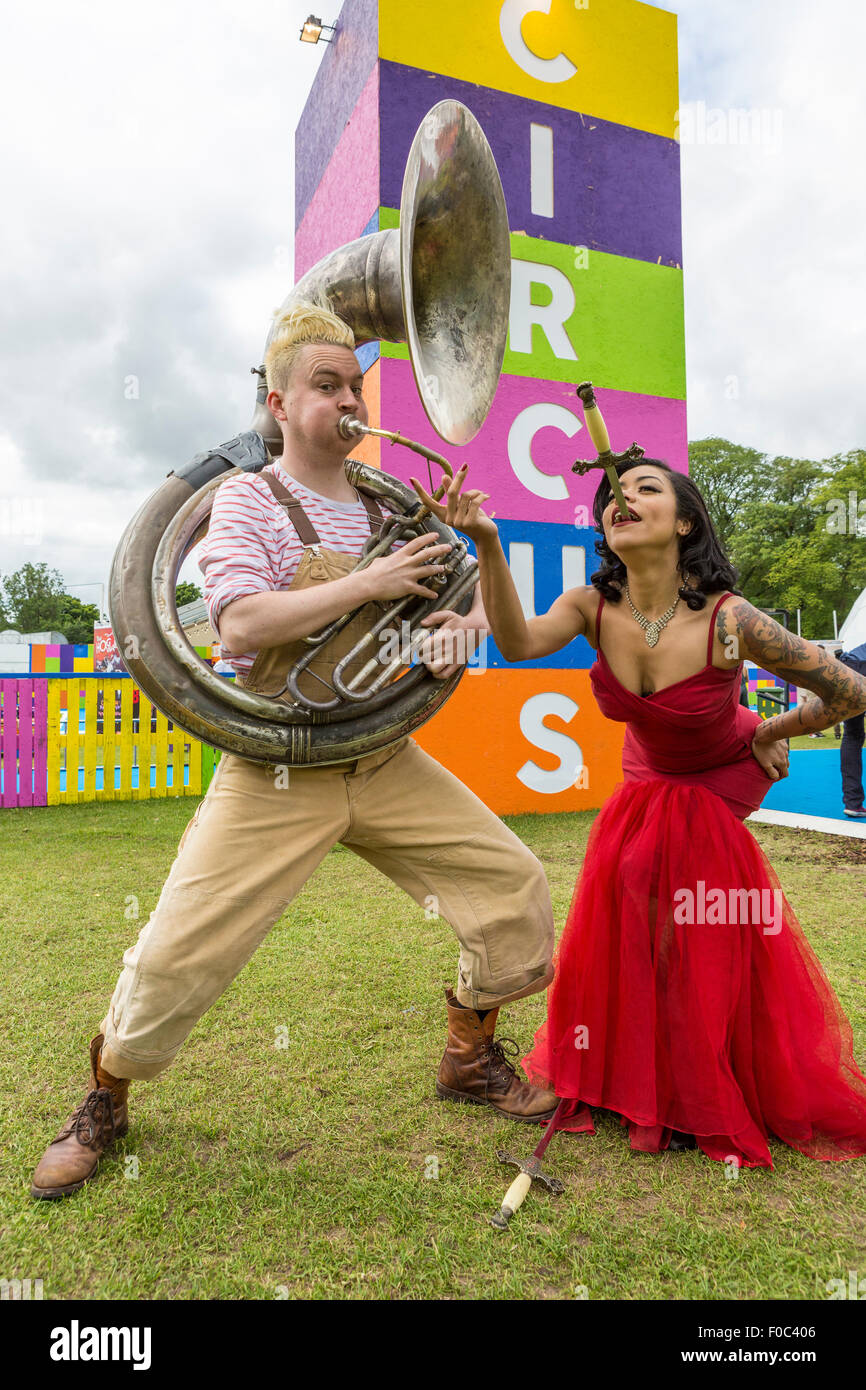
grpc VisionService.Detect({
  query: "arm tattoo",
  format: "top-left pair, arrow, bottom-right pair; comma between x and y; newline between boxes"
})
725,598 -> 866,732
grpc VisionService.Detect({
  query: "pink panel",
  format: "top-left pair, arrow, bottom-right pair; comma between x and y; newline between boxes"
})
378,358 -> 689,524
294,64 -> 380,280
33,679 -> 48,805
0,680 -> 17,808
17,679 -> 34,807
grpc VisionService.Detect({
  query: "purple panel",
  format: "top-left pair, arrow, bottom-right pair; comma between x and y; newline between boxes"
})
379,62 -> 682,267
295,0 -> 379,231
59,645 -> 74,673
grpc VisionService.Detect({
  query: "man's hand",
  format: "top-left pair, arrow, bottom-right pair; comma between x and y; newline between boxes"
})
416,608 -> 489,679
361,532 -> 452,602
750,724 -> 790,781
410,463 -> 498,543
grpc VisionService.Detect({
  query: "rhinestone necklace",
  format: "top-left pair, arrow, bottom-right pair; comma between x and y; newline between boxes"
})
624,584 -> 681,647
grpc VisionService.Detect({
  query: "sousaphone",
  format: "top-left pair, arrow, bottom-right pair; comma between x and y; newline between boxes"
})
108,101 -> 510,765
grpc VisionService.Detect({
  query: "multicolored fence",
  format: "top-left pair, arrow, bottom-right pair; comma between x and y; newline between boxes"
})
0,675 -> 223,810
1,661 -> 797,813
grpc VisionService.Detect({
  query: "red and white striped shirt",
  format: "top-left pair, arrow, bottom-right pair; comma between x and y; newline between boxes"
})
198,460 -> 403,677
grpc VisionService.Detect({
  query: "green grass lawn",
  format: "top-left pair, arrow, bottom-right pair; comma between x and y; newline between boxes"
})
1,797 -> 865,1301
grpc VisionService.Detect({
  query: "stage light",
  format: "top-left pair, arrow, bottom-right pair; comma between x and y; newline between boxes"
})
299,14 -> 336,44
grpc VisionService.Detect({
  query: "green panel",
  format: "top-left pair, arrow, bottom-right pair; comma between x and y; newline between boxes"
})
378,208 -> 685,401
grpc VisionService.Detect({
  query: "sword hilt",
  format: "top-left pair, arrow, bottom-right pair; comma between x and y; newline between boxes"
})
489,1149 -> 566,1228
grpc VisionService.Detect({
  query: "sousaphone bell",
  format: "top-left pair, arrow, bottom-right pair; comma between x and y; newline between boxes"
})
108,101 -> 510,765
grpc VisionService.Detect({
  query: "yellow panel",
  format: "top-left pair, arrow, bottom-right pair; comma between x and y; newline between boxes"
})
118,682 -> 134,797
82,680 -> 98,802
170,719 -> 184,799
153,702 -> 169,798
187,736 -> 202,796
65,681 -> 80,805
100,679 -> 117,802
135,692 -> 154,800
379,0 -> 679,139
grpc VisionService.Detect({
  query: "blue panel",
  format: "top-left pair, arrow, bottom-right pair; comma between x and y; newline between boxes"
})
357,341 -> 381,372
461,521 -> 599,670
761,749 -> 850,821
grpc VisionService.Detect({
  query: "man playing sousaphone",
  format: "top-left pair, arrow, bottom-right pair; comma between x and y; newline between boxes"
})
30,302 -> 558,1201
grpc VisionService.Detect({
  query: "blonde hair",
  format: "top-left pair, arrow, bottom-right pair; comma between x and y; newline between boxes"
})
264,299 -> 355,394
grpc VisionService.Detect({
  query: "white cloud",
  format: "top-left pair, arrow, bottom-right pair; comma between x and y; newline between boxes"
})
1,0 -> 864,612
675,0 -> 866,458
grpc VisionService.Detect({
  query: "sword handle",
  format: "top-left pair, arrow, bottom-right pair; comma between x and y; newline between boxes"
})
490,1171 -> 533,1229
576,381 -> 612,456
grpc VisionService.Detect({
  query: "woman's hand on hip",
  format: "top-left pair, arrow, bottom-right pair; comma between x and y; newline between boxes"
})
750,728 -> 790,780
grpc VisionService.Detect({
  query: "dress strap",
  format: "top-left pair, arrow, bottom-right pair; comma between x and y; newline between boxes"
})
706,592 -> 733,664
258,470 -> 321,546
595,592 -> 605,650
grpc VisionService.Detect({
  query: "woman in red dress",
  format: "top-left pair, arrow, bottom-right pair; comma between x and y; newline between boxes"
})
413,458 -> 866,1169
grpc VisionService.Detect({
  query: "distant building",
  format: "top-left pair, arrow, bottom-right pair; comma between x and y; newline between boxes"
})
177,596 -> 217,647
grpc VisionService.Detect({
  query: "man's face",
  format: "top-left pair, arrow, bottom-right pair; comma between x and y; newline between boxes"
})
268,343 -> 368,455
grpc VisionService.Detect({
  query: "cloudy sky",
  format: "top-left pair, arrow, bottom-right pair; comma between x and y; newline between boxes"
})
1,0 -> 864,615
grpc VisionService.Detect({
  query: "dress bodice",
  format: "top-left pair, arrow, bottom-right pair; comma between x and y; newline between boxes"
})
589,590 -> 771,818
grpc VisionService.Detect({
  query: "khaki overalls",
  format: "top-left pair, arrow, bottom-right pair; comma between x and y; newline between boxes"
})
99,469 -> 554,1080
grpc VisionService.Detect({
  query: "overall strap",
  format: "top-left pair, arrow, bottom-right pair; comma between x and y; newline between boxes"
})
706,592 -> 732,663
260,469 -> 386,543
258,470 -> 321,546
356,486 -> 385,537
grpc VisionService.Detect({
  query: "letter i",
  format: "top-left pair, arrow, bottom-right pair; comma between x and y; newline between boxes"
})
530,123 -> 554,218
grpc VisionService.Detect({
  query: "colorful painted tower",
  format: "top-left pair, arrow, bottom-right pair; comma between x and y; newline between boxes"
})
295,0 -> 684,814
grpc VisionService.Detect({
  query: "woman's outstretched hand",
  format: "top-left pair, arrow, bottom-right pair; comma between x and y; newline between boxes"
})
410,463 -> 499,543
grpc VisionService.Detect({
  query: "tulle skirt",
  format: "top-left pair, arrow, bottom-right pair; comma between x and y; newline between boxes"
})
522,779 -> 866,1168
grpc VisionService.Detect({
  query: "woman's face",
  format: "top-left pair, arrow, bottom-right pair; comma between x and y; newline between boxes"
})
601,464 -> 686,558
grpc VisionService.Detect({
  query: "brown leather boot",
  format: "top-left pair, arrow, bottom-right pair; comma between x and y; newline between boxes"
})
30,1034 -> 130,1200
436,987 -> 558,1122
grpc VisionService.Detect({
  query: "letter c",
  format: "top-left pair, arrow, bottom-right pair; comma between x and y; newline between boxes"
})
499,0 -> 578,84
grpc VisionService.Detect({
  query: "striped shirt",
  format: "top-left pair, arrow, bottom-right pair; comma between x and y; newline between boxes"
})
198,460 -> 403,677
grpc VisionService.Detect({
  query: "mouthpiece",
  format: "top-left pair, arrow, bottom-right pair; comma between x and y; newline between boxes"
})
338,415 -> 364,439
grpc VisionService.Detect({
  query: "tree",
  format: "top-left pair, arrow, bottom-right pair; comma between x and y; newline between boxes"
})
688,439 -> 866,638
57,595 -> 101,645
0,562 -> 65,634
175,582 -> 202,607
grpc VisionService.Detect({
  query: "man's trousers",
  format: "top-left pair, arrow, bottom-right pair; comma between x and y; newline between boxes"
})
99,737 -> 555,1079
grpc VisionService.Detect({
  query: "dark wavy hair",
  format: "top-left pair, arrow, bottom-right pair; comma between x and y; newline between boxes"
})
590,458 -> 742,611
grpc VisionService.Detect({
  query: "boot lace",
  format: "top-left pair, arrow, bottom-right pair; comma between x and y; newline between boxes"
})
53,1088 -> 119,1151
481,1036 -> 520,1097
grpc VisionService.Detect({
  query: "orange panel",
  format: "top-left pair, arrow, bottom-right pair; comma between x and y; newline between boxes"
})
348,357 -> 381,470
412,668 -> 624,815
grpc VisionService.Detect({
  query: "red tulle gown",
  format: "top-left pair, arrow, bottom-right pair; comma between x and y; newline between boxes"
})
523,591 -> 866,1168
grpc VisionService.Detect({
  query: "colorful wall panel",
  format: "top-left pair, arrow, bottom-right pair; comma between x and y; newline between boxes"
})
295,0 -> 684,813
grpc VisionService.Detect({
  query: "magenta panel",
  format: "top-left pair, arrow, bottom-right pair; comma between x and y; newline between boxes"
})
294,64 -> 380,280
378,357 -> 688,525
33,679 -> 47,805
